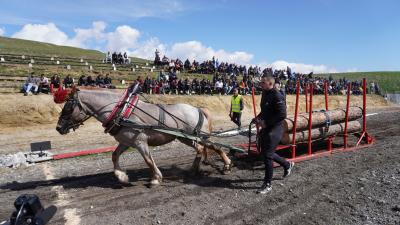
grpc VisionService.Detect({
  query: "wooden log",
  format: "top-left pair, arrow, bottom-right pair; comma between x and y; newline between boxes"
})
281,120 -> 361,144
283,106 -> 362,132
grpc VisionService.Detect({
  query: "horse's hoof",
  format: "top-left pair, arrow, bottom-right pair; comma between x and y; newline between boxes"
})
115,170 -> 129,184
222,163 -> 233,175
149,179 -> 161,187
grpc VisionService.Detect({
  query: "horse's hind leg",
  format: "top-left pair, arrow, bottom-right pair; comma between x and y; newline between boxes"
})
192,143 -> 205,173
205,144 -> 232,174
134,135 -> 163,186
178,139 -> 205,173
112,143 -> 130,183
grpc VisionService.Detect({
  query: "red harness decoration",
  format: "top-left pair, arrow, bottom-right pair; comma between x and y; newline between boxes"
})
53,87 -> 70,104
123,95 -> 139,119
102,89 -> 128,127
102,89 -> 140,129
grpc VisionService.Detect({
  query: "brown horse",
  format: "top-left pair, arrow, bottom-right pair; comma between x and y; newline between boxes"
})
55,87 -> 232,186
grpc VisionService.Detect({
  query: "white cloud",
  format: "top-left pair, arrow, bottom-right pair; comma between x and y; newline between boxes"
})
167,41 -> 254,65
130,37 -> 166,59
259,60 -> 337,74
12,23 -> 69,45
0,27 -> 5,36
69,21 -> 107,47
106,25 -> 140,52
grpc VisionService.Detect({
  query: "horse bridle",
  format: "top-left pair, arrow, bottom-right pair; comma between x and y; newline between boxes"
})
60,93 -> 92,131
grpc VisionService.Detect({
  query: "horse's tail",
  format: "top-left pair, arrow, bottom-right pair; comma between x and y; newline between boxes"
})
200,107 -> 212,134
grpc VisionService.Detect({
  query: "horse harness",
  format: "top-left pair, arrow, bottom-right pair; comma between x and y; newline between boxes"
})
102,89 -> 205,137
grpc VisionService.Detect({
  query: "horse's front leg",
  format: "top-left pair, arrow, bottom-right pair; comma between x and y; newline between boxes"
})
112,143 -> 130,183
134,134 -> 163,186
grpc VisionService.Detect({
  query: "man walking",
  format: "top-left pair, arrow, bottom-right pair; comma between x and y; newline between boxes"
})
230,88 -> 243,130
254,76 -> 294,194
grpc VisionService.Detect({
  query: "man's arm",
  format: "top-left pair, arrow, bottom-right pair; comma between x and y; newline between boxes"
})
240,97 -> 244,111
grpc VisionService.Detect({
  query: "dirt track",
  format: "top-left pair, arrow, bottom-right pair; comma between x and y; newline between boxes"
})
0,105 -> 399,225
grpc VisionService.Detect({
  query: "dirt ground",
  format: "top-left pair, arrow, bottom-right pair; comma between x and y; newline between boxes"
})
0,93 -> 399,225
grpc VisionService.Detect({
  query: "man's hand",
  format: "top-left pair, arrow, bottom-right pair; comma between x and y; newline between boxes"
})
257,120 -> 267,128
252,118 -> 266,128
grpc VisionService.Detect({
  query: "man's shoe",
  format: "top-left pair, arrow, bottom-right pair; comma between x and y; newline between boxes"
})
283,162 -> 294,178
256,182 -> 272,194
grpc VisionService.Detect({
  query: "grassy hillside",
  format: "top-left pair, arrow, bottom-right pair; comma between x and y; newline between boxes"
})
0,36 -> 104,59
318,72 -> 400,93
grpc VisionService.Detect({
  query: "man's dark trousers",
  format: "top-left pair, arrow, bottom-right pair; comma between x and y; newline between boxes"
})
260,122 -> 290,184
231,112 -> 241,127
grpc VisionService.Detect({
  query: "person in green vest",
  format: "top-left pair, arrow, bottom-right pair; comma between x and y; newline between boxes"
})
230,88 -> 244,130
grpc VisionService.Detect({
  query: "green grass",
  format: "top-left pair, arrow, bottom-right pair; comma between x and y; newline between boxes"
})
0,36 -> 104,59
317,71 -> 400,93
0,36 -> 152,63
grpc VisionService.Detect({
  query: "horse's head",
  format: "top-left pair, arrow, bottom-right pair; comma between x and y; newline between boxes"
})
54,86 -> 91,134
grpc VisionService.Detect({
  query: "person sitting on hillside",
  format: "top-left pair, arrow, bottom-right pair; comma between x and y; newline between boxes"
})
38,74 -> 50,94
123,52 -> 130,64
215,79 -> 224,95
162,56 -> 169,65
112,52 -> 117,64
22,73 -> 39,96
143,76 -> 152,94
184,59 -> 191,70
105,51 -> 112,63
78,75 -> 87,86
86,75 -> 95,86
63,75 -> 74,88
96,74 -> 105,87
51,75 -> 60,88
104,74 -> 112,88
170,78 -> 178,95
117,52 -> 123,64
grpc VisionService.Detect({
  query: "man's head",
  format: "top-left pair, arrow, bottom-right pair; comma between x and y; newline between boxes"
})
233,88 -> 239,96
260,76 -> 275,91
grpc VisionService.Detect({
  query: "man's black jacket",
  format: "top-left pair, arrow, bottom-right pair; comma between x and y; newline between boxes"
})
259,89 -> 287,127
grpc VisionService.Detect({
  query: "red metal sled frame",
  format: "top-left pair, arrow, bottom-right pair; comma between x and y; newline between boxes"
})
238,78 -> 374,164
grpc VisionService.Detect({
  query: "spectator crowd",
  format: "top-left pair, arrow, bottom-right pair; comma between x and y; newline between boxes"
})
20,50 -> 382,97
21,73 -> 115,95
152,50 -> 381,96
104,51 -> 130,64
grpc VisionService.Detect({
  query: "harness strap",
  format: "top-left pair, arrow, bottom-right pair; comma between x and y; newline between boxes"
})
157,104 -> 166,126
123,95 -> 139,119
194,108 -> 204,135
103,89 -> 129,127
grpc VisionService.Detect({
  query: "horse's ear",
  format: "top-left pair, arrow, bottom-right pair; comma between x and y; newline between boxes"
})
53,87 -> 70,104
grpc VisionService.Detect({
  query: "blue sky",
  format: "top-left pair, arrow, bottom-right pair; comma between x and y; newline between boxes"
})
0,0 -> 399,73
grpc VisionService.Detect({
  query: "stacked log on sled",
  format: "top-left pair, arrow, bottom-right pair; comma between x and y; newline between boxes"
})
280,107 -> 363,144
